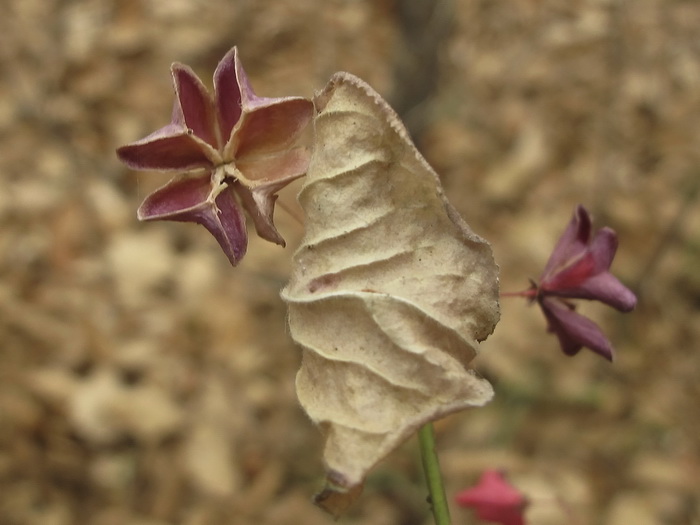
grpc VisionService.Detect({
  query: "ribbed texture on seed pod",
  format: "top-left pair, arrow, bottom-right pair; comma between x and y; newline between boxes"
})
281,72 -> 500,516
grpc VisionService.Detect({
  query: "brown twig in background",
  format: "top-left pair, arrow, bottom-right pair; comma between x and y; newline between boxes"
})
391,0 -> 454,140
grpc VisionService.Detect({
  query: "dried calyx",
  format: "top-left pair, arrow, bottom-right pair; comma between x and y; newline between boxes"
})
117,46 -> 313,265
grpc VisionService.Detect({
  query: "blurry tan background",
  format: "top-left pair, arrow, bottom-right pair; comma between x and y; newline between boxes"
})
1,1 -> 699,524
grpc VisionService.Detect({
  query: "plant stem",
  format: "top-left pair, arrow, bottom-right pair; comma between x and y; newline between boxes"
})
418,422 -> 451,525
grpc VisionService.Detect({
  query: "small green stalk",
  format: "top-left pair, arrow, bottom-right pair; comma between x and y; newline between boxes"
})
418,422 -> 452,525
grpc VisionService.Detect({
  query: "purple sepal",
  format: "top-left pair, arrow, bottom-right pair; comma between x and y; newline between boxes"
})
116,46 -> 314,266
539,297 -> 614,361
138,173 -> 247,266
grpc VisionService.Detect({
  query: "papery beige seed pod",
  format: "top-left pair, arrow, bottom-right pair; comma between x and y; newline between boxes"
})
281,72 -> 500,516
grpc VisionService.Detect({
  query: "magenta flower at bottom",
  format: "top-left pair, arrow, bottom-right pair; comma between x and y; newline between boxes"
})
455,470 -> 528,525
507,205 -> 637,361
116,46 -> 313,265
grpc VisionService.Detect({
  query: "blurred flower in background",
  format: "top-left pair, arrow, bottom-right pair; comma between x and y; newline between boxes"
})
504,205 -> 637,360
455,469 -> 528,525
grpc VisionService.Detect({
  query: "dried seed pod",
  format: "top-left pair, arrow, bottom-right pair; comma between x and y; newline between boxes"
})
281,72 -> 500,515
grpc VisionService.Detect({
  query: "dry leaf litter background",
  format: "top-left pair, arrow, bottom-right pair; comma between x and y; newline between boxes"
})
1,1 -> 699,524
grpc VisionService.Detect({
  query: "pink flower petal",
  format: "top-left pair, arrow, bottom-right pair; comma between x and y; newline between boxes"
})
236,146 -> 311,183
172,63 -> 219,149
228,98 -> 313,159
136,173 -> 211,219
541,250 -> 596,292
541,204 -> 591,280
137,174 -> 248,266
455,470 -> 528,525
539,297 -> 614,361
588,227 -> 618,273
569,272 -> 637,312
234,182 -> 288,246
117,130 -> 215,171
213,46 -> 243,148
207,188 -> 249,266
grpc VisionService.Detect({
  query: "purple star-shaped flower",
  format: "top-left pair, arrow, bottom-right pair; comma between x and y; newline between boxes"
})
534,205 -> 637,360
117,46 -> 313,265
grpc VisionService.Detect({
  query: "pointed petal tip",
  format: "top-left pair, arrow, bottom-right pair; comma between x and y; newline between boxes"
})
218,45 -> 239,66
618,289 -> 637,312
574,203 -> 592,235
169,61 -> 186,72
590,342 -> 614,362
234,185 -> 289,247
574,203 -> 589,218
254,223 -> 286,247
135,205 -> 149,222
115,144 -> 130,163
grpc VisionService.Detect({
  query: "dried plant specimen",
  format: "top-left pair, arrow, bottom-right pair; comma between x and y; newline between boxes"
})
282,72 -> 500,513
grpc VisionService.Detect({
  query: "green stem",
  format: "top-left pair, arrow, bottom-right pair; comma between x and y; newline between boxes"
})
418,422 -> 451,525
